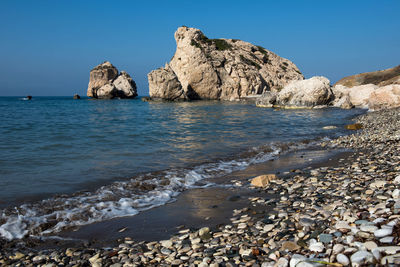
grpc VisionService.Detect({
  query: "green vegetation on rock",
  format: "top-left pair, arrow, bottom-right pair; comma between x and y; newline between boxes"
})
190,39 -> 202,49
240,55 -> 261,70
256,46 -> 268,56
213,39 -> 232,51
197,33 -> 232,51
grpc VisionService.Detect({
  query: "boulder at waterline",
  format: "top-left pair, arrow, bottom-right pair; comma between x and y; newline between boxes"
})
87,61 -> 138,99
276,76 -> 333,107
148,26 -> 303,101
332,84 -> 377,109
147,64 -> 185,101
256,76 -> 333,108
73,94 -> 80,99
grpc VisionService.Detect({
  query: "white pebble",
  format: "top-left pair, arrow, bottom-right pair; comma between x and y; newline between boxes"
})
335,221 -> 351,230
376,246 -> 400,255
380,236 -> 394,243
276,257 -> 289,267
392,189 -> 400,199
372,248 -> 381,261
263,224 -> 274,232
350,251 -> 374,264
346,235 -> 355,244
374,228 -> 392,237
333,244 -> 345,254
308,239 -> 324,252
373,218 -> 385,224
360,225 -> 378,233
364,241 -> 378,251
289,254 -> 306,267
386,219 -> 398,227
337,253 -> 350,266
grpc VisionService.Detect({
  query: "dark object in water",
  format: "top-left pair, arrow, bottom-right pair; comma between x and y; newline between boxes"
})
345,123 -> 363,130
141,97 -> 151,102
73,94 -> 81,99
26,95 -> 32,100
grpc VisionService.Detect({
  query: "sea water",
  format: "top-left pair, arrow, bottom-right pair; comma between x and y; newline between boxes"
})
0,96 -> 364,240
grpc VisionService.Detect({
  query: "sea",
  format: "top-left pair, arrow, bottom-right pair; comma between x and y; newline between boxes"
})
0,96 -> 365,241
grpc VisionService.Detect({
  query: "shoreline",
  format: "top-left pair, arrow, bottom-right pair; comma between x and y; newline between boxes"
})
1,107 -> 399,266
0,147 -> 352,252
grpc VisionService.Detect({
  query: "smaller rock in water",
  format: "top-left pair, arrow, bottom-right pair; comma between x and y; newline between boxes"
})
73,94 -> 80,99
322,126 -> 337,130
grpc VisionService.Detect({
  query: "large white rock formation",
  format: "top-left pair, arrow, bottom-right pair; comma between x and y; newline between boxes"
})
148,26 -> 304,101
87,62 -> 137,99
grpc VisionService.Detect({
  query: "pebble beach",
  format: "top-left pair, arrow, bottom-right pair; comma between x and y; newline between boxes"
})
1,107 -> 400,266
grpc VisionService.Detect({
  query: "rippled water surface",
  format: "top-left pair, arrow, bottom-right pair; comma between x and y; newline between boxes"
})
0,97 -> 363,205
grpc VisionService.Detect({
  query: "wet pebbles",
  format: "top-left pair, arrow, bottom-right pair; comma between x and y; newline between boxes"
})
1,108 -> 400,266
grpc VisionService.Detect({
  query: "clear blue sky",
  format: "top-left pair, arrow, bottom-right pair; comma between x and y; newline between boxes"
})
0,0 -> 399,96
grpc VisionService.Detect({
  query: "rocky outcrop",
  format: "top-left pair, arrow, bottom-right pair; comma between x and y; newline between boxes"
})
330,65 -> 400,110
148,27 -> 303,101
256,76 -> 333,108
332,83 -> 400,110
334,65 -> 400,88
332,84 -> 377,109
367,85 -> 400,111
87,62 -> 137,99
256,71 -> 400,110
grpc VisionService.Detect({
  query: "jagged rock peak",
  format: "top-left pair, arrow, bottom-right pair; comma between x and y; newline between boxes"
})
87,61 -> 137,99
148,26 -> 304,101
